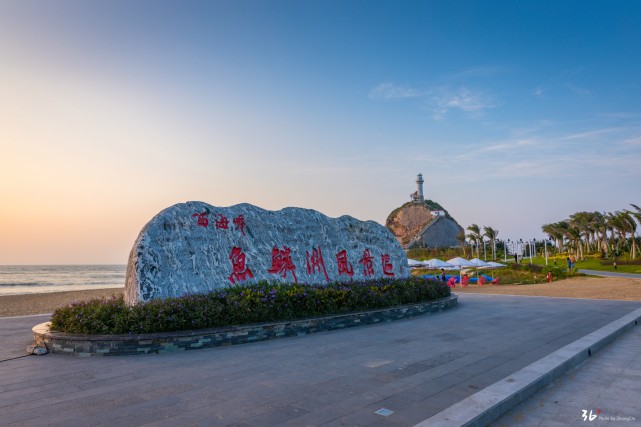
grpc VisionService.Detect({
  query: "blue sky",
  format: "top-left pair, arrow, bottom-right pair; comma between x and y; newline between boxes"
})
1,1 -> 640,263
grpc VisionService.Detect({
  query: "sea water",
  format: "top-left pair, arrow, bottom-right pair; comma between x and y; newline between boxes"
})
0,265 -> 126,296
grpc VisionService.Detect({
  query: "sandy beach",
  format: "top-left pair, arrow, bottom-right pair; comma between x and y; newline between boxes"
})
453,276 -> 641,300
0,288 -> 124,318
1,276 -> 639,318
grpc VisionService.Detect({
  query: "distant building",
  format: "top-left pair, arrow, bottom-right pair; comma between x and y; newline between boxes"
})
410,173 -> 424,202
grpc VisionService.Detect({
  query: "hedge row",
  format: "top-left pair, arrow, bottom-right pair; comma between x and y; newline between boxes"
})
50,277 -> 450,335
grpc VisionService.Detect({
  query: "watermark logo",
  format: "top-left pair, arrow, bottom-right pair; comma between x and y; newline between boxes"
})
582,409 -> 600,422
582,409 -> 637,422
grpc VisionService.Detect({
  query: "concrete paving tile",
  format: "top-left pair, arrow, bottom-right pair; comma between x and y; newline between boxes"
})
321,407 -> 389,427
3,296 -> 641,427
240,404 -> 310,427
378,400 -> 446,425
492,410 -> 573,427
494,322 -> 641,426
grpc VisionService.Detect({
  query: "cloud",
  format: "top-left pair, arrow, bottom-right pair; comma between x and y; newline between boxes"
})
447,66 -> 505,80
428,86 -> 496,120
368,83 -> 422,99
479,138 -> 537,153
566,83 -> 591,96
369,82 -> 496,120
622,135 -> 641,146
533,87 -> 545,98
561,127 -> 627,140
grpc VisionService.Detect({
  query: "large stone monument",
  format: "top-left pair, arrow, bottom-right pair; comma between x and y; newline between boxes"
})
125,202 -> 409,304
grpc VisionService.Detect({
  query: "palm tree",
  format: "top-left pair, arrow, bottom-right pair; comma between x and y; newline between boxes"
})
483,226 -> 499,260
630,204 -> 641,258
591,211 -> 608,257
466,224 -> 482,258
569,211 -> 594,257
567,226 -> 583,258
620,210 -> 637,259
456,229 -> 467,257
607,212 -> 628,255
605,212 -> 619,254
541,222 -> 565,254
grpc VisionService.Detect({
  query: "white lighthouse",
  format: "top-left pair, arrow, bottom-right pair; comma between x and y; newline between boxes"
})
410,173 -> 425,202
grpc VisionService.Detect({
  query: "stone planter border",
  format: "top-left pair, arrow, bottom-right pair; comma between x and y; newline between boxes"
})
33,295 -> 457,357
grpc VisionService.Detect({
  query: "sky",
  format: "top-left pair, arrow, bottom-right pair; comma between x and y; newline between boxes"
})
1,0 -> 640,264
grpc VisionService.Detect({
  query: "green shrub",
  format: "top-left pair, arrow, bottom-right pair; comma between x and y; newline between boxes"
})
50,278 -> 450,335
541,266 -> 567,280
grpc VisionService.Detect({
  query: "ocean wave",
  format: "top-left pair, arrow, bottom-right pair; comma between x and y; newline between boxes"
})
0,265 -> 126,295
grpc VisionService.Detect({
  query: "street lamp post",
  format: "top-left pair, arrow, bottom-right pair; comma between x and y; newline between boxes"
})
544,239 -> 549,265
519,239 -> 523,263
504,239 -> 508,263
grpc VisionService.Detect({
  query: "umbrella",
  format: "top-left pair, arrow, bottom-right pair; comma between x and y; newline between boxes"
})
446,257 -> 476,268
468,258 -> 491,267
422,258 -> 457,270
446,257 -> 476,284
407,259 -> 425,268
486,261 -> 507,268
467,258 -> 492,281
484,261 -> 507,278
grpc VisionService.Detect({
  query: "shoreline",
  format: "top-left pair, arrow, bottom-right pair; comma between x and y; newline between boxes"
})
0,288 -> 124,318
1,276 -> 640,318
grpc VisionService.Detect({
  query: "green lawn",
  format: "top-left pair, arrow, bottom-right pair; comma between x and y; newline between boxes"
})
504,255 -> 641,274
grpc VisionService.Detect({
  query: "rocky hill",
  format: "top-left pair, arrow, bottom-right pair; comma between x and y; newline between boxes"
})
385,200 -> 463,249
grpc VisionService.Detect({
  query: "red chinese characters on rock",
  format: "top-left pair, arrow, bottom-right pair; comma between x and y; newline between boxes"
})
215,214 -> 229,229
381,254 -> 395,277
233,215 -> 246,236
228,247 -> 254,284
306,246 -> 329,282
192,212 -> 209,227
267,246 -> 298,283
336,250 -> 354,277
358,249 -> 375,276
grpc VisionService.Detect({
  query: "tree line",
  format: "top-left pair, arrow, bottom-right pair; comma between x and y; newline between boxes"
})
461,224 -> 499,259
541,204 -> 641,259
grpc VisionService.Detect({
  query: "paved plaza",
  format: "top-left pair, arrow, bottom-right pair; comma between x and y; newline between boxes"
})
494,324 -> 641,426
1,294 -> 640,426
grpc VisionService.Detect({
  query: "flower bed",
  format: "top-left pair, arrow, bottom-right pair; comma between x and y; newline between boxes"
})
51,277 -> 450,335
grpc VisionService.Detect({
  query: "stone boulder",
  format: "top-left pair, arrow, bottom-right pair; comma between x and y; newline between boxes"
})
386,200 -> 464,249
125,202 -> 409,304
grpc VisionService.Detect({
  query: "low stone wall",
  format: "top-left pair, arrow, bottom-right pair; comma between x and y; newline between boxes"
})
33,295 -> 457,357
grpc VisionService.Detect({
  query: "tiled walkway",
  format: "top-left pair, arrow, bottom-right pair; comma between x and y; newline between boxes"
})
1,294 -> 639,426
493,325 -> 641,426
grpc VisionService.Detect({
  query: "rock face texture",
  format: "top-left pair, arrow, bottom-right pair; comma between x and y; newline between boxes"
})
125,202 -> 409,304
409,216 -> 463,248
385,204 -> 435,245
386,201 -> 463,249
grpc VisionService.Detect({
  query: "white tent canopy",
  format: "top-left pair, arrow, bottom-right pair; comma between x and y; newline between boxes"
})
486,261 -> 507,268
446,257 -> 476,284
446,257 -> 476,268
407,259 -> 425,268
469,258 -> 491,268
423,258 -> 457,270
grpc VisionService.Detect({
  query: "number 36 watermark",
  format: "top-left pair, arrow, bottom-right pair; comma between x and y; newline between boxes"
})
582,409 -> 636,422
